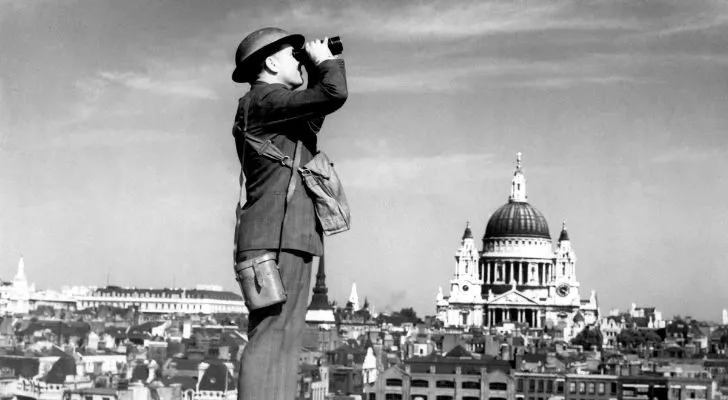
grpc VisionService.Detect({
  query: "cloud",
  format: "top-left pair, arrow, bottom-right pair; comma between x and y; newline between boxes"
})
349,55 -> 656,93
39,128 -> 199,150
99,71 -> 218,100
511,75 -> 655,89
647,0 -> 728,36
67,77 -> 111,124
236,0 -> 637,41
337,152 -> 497,190
651,147 -> 724,164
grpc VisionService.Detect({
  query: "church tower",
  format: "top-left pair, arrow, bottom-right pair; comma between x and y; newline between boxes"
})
437,222 -> 485,327
555,222 -> 577,284
448,222 -> 482,303
10,257 -> 31,314
348,283 -> 360,312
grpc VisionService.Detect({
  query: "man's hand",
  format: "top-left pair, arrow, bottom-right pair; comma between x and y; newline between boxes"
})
304,37 -> 335,66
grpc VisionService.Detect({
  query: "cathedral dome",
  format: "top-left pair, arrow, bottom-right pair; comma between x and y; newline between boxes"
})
484,201 -> 551,239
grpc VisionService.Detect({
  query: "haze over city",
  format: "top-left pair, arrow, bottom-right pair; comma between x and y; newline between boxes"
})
1,0 -> 727,320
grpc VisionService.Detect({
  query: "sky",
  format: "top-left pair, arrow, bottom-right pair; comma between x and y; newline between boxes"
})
0,0 -> 727,320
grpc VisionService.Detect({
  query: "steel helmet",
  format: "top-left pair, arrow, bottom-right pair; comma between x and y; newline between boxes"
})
232,27 -> 304,83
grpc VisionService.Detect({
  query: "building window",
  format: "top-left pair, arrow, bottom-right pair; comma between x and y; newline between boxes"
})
412,379 -> 429,388
489,398 -> 508,400
385,379 -> 402,387
598,383 -> 605,394
462,381 -> 480,389
546,380 -> 553,393
556,382 -> 564,394
529,380 -> 536,392
490,382 -> 508,391
385,394 -> 402,400
610,382 -> 618,394
588,383 -> 595,394
569,383 -> 576,394
537,380 -> 544,392
579,382 -> 586,394
517,379 -> 524,392
435,396 -> 453,400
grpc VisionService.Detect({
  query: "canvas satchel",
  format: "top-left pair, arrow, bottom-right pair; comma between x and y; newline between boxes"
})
299,151 -> 351,236
234,106 -> 352,236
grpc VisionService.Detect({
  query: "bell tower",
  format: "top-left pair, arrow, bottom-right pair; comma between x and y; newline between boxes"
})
555,222 -> 577,283
449,222 -> 482,302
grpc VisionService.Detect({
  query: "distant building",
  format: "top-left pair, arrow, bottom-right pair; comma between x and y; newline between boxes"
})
66,285 -> 246,315
628,303 -> 666,329
436,153 -> 598,340
365,345 -> 513,400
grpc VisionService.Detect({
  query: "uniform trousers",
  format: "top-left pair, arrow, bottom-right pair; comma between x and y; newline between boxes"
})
237,249 -> 313,400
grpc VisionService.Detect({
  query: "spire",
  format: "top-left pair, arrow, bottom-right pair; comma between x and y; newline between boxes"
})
559,221 -> 570,242
509,152 -> 527,203
462,221 -> 473,239
308,255 -> 332,311
14,256 -> 27,283
349,283 -> 360,311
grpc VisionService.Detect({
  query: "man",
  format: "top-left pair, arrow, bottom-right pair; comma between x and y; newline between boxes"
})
230,27 -> 347,400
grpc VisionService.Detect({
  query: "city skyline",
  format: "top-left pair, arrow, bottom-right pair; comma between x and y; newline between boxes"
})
1,0 -> 727,320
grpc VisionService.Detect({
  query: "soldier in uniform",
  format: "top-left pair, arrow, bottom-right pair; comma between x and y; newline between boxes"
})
230,27 -> 348,400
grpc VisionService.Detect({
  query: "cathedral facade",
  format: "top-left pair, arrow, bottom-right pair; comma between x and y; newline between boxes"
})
436,153 -> 598,338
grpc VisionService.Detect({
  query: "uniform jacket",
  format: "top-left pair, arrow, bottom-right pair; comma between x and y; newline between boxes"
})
233,59 -> 348,259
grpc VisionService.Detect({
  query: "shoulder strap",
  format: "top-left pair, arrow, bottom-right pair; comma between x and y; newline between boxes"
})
277,140 -> 302,262
244,134 -> 294,168
234,95 -> 302,262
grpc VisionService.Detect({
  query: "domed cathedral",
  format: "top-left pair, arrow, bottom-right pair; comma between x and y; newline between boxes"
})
436,153 -> 598,339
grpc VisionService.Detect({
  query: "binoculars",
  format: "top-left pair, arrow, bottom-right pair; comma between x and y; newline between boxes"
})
292,36 -> 343,60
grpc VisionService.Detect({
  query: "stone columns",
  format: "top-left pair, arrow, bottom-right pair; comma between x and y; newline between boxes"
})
485,262 -> 490,283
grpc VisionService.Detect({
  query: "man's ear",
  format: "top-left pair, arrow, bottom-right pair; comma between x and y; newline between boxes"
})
263,55 -> 278,74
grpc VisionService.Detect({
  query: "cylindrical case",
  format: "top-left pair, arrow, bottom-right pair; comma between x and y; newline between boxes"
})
234,252 -> 287,310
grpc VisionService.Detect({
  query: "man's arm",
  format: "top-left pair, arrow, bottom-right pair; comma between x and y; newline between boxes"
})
259,58 -> 348,125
